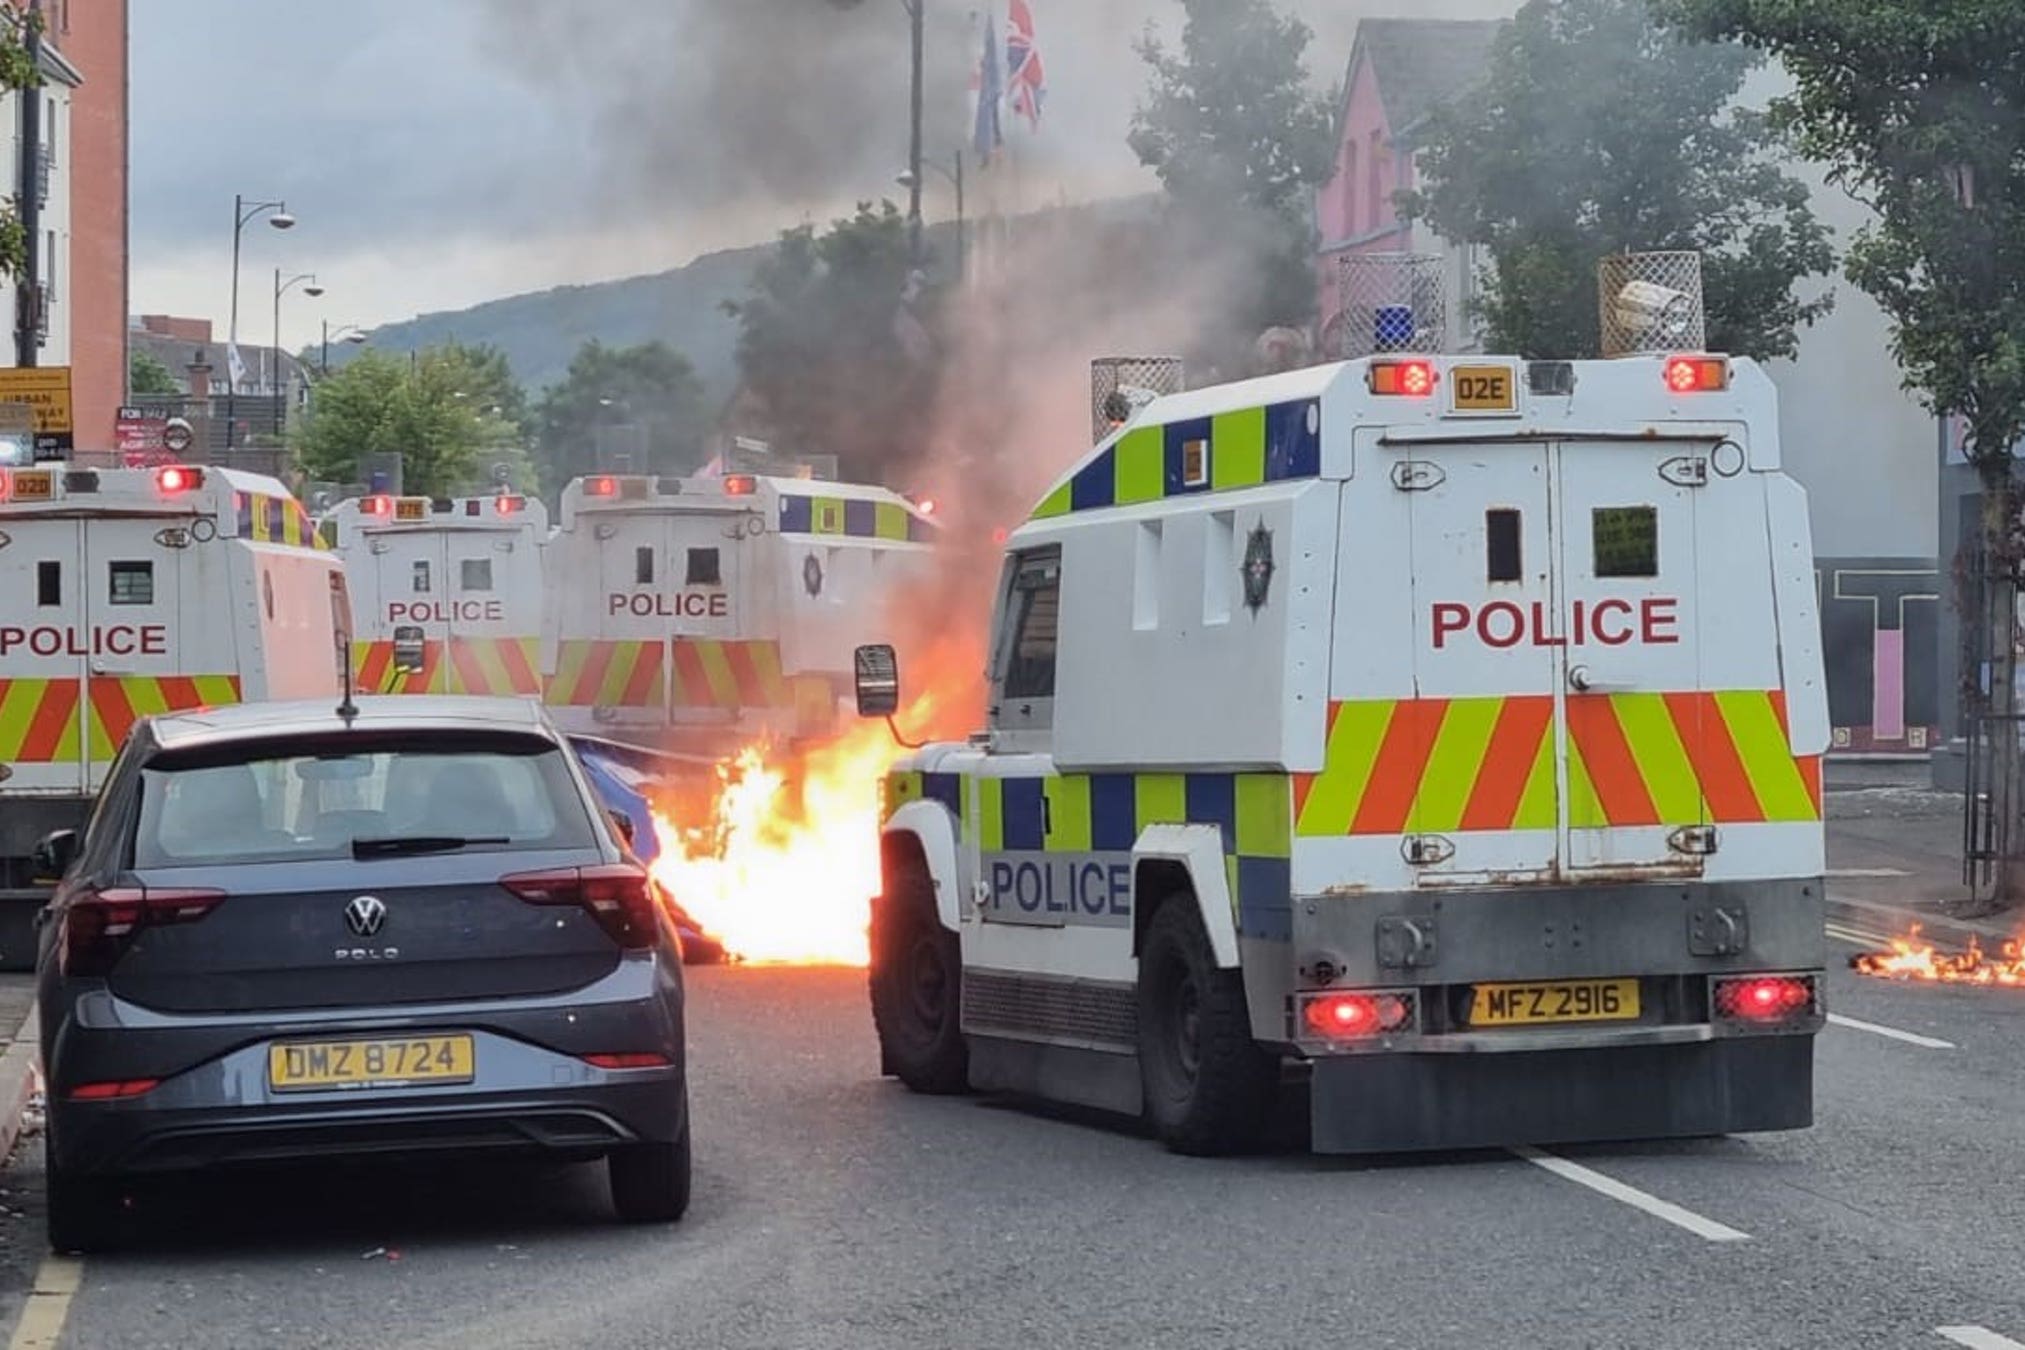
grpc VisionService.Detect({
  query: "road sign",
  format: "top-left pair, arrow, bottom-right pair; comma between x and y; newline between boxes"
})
0,367 -> 73,459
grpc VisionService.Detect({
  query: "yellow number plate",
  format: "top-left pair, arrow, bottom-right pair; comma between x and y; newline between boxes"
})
1449,364 -> 1517,413
1470,979 -> 1639,1026
11,470 -> 51,500
394,498 -> 427,521
268,1034 -> 474,1091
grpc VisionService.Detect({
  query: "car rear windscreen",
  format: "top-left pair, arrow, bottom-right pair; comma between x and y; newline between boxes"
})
131,733 -> 599,868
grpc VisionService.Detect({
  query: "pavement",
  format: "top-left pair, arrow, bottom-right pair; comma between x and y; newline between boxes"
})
0,772 -> 2021,1347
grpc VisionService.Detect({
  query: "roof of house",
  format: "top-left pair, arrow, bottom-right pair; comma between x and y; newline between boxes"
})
1346,18 -> 1508,141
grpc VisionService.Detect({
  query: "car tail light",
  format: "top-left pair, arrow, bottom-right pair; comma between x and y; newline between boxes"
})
1712,974 -> 1819,1026
156,465 -> 203,494
61,885 -> 226,977
501,864 -> 658,950
67,1078 -> 161,1101
363,494 -> 394,517
582,1052 -> 671,1070
1299,990 -> 1417,1041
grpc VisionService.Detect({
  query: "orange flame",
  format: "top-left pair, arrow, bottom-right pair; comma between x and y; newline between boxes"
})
1853,925 -> 2025,986
646,630 -> 982,967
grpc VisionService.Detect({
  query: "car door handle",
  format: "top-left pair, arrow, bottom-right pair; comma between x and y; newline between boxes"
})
1568,665 -> 1635,693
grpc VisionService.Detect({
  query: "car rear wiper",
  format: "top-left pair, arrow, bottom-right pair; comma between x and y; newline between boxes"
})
351,835 -> 510,858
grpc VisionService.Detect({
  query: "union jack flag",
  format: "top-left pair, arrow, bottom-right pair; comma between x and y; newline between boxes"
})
1005,0 -> 1045,129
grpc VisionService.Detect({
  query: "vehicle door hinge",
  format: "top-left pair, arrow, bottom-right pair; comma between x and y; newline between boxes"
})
153,526 -> 192,550
1401,833 -> 1455,867
1391,461 -> 1446,493
1658,455 -> 1709,488
1375,915 -> 1439,970
1668,824 -> 1719,856
1687,903 -> 1749,957
368,539 -> 390,555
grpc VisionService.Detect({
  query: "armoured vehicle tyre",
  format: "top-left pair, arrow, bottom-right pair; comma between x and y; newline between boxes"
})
869,863 -> 968,1094
1137,899 -> 1276,1155
609,1113 -> 693,1223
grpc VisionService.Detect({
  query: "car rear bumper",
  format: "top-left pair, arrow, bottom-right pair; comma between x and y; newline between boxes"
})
45,958 -> 686,1177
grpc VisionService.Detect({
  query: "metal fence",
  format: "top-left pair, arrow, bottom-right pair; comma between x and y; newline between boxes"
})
1598,251 -> 1706,358
1090,357 -> 1185,444
1335,253 -> 1448,359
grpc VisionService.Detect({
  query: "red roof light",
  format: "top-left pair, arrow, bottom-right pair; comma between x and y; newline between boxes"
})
723,474 -> 757,497
1370,359 -> 1437,397
156,465 -> 202,494
364,494 -> 394,517
1665,355 -> 1730,393
587,476 -> 619,497
495,494 -> 525,515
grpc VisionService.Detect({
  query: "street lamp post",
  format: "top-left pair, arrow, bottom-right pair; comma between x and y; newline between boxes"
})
226,194 -> 295,451
321,321 -> 367,375
273,269 -> 323,436
898,150 -> 964,281
898,0 -> 924,260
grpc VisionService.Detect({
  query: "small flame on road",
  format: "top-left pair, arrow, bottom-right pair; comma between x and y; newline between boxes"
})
1852,924 -> 2025,985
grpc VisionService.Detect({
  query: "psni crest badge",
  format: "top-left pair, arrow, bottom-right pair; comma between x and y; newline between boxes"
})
1242,523 -> 1274,613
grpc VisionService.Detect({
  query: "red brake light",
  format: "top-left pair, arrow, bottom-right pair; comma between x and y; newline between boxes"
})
723,474 -> 757,497
1369,359 -> 1436,397
0,471 -> 11,502
917,497 -> 937,516
581,1052 -> 671,1070
67,1078 -> 162,1101
1301,991 -> 1415,1039
501,864 -> 659,950
60,885 -> 226,977
364,494 -> 394,517
494,494 -> 525,515
156,465 -> 202,494
587,476 -> 618,497
1665,355 -> 1729,393
1713,975 -> 1816,1023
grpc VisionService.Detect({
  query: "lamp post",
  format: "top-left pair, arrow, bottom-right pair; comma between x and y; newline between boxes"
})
273,270 -> 323,436
226,194 -> 295,451
898,0 -> 924,260
897,150 -> 964,281
321,321 -> 367,375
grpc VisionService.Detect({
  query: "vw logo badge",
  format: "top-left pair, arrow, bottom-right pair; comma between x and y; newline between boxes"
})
345,895 -> 388,938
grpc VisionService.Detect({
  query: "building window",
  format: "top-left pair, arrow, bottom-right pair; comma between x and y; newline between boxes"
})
108,561 -> 154,606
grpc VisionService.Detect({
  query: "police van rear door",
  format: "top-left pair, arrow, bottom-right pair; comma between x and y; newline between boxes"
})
370,519 -> 449,693
82,518 -> 185,788
0,500 -> 87,796
1404,442 -> 1562,881
663,512 -> 745,716
1554,439 -> 1704,875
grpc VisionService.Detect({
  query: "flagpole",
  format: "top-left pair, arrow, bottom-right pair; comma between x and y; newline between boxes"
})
906,0 -> 924,262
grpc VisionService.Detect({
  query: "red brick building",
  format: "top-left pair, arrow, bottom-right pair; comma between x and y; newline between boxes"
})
51,0 -> 126,456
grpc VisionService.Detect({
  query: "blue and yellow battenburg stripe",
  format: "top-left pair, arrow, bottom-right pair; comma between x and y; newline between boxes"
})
1030,399 -> 1322,521
778,494 -> 935,542
235,491 -> 327,549
883,770 -> 1295,940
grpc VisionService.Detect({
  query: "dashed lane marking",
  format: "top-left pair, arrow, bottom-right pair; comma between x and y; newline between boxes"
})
1827,1012 -> 1956,1050
1826,923 -> 1890,948
1513,1145 -> 1750,1243
1937,1327 -> 2025,1350
7,1254 -> 80,1350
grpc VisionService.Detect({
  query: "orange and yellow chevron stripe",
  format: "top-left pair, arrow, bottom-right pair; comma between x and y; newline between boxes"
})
446,637 -> 543,697
353,639 -> 444,695
545,640 -> 665,708
0,678 -> 82,762
668,639 -> 796,710
1293,690 -> 1820,837
237,491 -> 327,549
85,675 -> 242,759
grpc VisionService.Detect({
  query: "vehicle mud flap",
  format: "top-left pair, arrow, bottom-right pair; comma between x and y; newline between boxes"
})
1308,1036 -> 1814,1153
0,893 -> 44,973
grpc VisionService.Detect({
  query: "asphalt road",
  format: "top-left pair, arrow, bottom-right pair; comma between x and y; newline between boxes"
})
0,950 -> 2017,1350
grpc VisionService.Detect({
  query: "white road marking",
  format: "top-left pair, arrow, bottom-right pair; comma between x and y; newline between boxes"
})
1826,923 -> 1890,948
1513,1145 -> 1750,1243
7,1255 -> 81,1350
1827,868 -> 1911,879
1937,1327 -> 2025,1350
1827,1012 -> 1956,1050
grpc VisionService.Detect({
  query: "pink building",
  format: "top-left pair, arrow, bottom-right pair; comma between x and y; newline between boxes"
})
1313,20 -> 1505,356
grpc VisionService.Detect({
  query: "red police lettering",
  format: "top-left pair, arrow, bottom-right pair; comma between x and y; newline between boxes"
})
1431,603 -> 1470,649
1590,598 -> 1635,646
0,624 -> 170,657
1477,602 -> 1525,649
607,592 -> 730,619
388,600 -> 506,624
1642,597 -> 1680,645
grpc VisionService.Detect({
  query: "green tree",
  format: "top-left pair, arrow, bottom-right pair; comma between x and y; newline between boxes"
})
725,201 -> 939,485
128,350 -> 180,396
293,346 -> 524,497
533,339 -> 710,497
1406,0 -> 1834,361
1660,0 -> 2025,908
1128,0 -> 1337,337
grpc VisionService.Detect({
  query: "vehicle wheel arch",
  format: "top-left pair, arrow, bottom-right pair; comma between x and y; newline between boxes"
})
880,800 -> 961,933
1132,823 -> 1240,969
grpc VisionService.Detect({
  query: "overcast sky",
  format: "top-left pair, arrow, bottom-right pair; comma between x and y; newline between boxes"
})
132,0 -> 1514,350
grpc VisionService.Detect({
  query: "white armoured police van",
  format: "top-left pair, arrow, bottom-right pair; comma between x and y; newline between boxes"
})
0,464 -> 347,909
543,472 -> 936,750
862,350 -> 1828,1155
321,491 -> 548,698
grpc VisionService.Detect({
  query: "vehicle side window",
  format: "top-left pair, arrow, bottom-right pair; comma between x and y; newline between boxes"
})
460,558 -> 493,592
412,560 -> 432,594
686,547 -> 721,586
1594,506 -> 1658,578
1486,509 -> 1522,583
999,549 -> 1061,702
108,560 -> 152,605
36,560 -> 58,607
634,547 -> 654,585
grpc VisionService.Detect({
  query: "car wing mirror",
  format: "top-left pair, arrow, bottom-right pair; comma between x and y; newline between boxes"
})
854,643 -> 900,718
607,808 -> 637,849
32,828 -> 78,881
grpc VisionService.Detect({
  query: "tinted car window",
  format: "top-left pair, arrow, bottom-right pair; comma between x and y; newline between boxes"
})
132,742 -> 596,867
